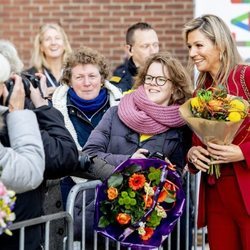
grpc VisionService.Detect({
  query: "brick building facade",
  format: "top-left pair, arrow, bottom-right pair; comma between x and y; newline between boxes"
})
0,0 -> 193,72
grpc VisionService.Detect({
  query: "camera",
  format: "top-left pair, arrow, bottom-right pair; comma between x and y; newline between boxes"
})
4,72 -> 40,100
148,151 -> 165,160
143,151 -> 165,160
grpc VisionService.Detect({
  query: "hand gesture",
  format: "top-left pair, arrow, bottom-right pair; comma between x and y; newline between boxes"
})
187,146 -> 211,172
207,142 -> 244,164
4,74 -> 25,112
30,73 -> 49,108
131,148 -> 149,159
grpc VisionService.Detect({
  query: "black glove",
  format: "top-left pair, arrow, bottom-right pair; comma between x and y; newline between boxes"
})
72,153 -> 115,181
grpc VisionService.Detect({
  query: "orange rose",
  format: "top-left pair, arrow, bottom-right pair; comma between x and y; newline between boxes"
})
164,180 -> 176,192
152,186 -> 168,203
208,99 -> 224,111
140,227 -> 154,240
157,190 -> 168,202
157,181 -> 177,202
116,213 -> 131,225
107,187 -> 118,200
143,195 -> 153,208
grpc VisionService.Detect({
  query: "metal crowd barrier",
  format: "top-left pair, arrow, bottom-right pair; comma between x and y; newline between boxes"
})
66,173 -> 209,250
8,211 -> 73,250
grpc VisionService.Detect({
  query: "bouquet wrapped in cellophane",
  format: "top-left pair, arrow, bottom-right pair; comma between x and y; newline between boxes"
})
94,158 -> 185,249
179,84 -> 249,179
0,181 -> 16,235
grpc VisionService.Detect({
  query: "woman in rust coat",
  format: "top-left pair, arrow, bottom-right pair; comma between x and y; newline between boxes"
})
183,14 -> 250,250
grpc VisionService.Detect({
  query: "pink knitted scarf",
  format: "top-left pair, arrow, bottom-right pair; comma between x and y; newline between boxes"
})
118,85 -> 186,134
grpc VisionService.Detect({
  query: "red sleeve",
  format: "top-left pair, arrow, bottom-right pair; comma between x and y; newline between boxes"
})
229,65 -> 250,169
239,142 -> 250,169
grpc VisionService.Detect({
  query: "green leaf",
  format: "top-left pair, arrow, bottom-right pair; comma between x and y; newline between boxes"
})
123,164 -> 142,175
98,216 -> 110,228
198,89 -> 212,102
165,196 -> 176,203
215,84 -> 227,98
168,190 -> 176,196
108,173 -> 123,187
165,190 -> 176,203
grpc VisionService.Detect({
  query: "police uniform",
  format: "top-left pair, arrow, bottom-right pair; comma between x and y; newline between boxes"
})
110,57 -> 138,92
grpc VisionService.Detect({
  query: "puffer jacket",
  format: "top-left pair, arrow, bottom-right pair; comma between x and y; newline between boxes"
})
0,105 -> 79,250
83,106 -> 191,173
0,106 -> 45,193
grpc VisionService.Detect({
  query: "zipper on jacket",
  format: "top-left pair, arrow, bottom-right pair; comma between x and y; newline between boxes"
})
67,96 -> 109,124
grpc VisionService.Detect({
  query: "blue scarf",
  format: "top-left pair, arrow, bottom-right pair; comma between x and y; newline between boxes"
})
68,88 -> 108,117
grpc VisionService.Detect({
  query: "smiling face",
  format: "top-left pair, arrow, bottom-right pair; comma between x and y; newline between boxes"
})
70,64 -> 102,100
40,27 -> 65,60
187,29 -> 221,79
144,62 -> 173,106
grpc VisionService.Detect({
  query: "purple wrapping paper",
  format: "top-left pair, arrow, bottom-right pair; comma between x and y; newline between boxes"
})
94,158 -> 186,249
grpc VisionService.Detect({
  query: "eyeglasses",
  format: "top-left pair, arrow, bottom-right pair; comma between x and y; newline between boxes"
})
144,74 -> 171,86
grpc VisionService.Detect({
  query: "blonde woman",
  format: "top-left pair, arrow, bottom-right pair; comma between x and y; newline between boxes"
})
184,14 -> 250,250
27,23 -> 72,97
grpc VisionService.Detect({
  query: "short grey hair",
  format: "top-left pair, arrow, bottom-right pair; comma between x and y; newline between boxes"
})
0,54 -> 11,82
0,40 -> 23,74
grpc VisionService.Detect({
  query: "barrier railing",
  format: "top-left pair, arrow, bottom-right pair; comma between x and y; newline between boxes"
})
5,172 -> 208,249
66,173 -> 209,250
8,211 -> 73,250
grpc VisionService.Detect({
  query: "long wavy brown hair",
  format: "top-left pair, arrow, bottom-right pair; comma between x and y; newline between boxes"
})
134,51 -> 193,105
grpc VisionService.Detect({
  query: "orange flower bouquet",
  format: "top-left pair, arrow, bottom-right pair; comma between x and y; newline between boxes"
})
94,158 -> 185,248
179,85 -> 249,178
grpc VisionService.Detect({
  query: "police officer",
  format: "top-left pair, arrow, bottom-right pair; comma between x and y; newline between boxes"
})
110,22 -> 159,92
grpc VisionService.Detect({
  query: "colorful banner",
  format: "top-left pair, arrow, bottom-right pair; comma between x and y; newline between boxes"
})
195,0 -> 250,61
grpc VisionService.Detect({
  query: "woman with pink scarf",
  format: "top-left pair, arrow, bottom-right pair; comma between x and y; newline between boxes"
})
83,51 -> 193,249
83,51 -> 192,171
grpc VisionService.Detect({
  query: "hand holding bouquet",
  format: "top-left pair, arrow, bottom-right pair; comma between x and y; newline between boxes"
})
0,181 -> 16,235
94,159 -> 185,248
180,84 -> 249,178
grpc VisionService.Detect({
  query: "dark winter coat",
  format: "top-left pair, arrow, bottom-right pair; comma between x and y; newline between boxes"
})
110,57 -> 138,92
82,105 -> 192,248
83,106 -> 191,174
38,105 -> 79,250
0,105 -> 79,250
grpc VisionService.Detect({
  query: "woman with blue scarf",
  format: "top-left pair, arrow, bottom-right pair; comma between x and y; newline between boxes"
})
52,46 -> 122,245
